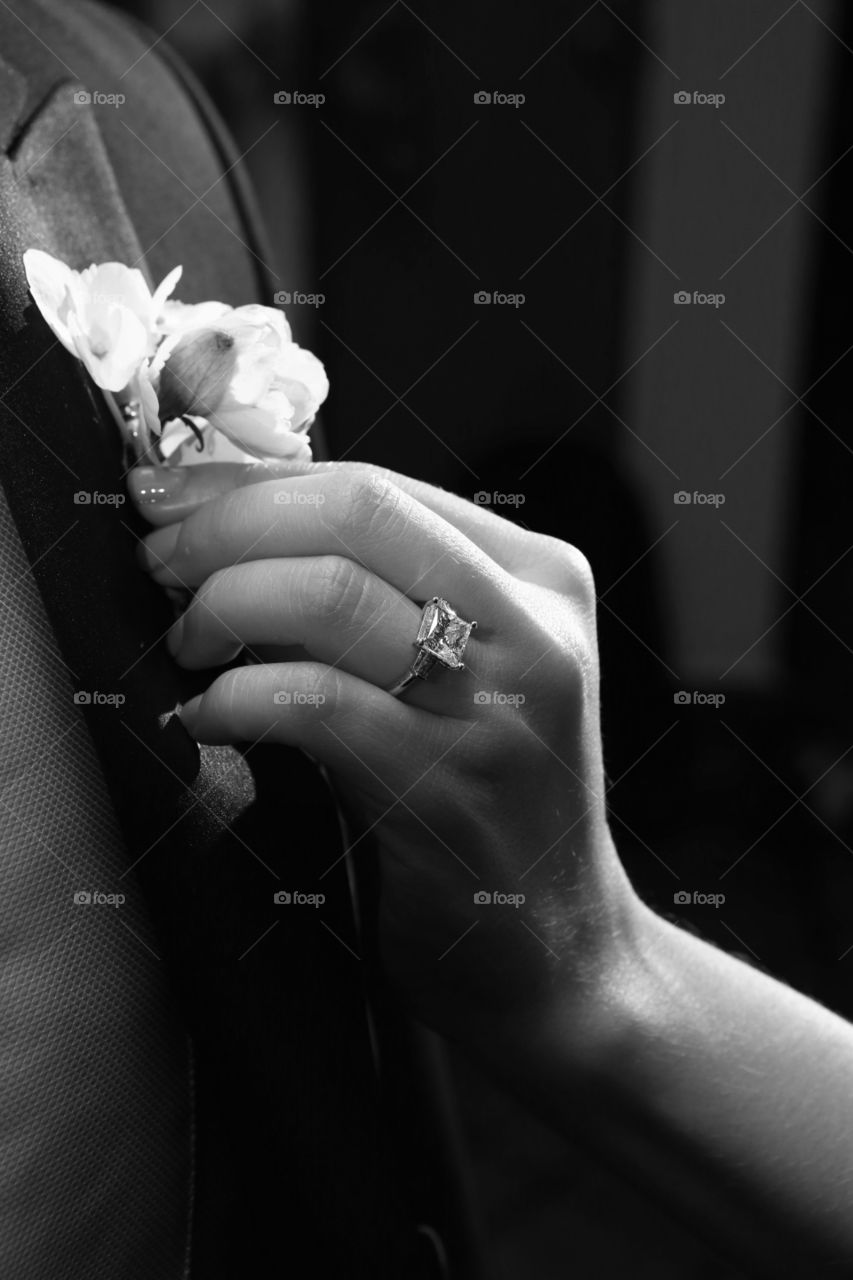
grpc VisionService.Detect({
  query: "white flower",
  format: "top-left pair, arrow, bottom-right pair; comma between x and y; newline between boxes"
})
23,250 -> 328,467
156,298 -> 232,339
157,418 -> 269,467
23,249 -> 181,393
155,303 -> 328,461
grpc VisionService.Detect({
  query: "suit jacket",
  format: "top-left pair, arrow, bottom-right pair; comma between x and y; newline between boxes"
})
0,2 -> 456,1276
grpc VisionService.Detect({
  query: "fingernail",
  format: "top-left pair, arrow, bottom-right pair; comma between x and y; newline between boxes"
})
179,695 -> 202,736
137,523 -> 181,572
128,466 -> 188,505
166,615 -> 184,657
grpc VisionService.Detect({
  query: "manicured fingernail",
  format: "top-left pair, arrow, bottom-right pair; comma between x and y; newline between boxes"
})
137,523 -> 181,572
128,467 -> 188,505
166,615 -> 184,657
179,695 -> 202,736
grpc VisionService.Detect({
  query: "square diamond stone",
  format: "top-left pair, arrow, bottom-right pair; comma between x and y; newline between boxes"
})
415,597 -> 475,669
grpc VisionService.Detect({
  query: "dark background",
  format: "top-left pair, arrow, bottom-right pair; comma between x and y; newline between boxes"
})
107,2 -> 853,1274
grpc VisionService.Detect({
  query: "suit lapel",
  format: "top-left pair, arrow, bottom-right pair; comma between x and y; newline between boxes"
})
0,83 -> 207,808
0,52 -> 26,152
10,81 -> 148,272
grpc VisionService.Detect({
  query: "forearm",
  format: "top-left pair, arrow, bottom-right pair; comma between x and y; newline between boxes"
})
466,891 -> 853,1275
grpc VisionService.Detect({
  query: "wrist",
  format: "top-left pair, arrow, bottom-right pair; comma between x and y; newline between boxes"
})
459,828 -> 653,1073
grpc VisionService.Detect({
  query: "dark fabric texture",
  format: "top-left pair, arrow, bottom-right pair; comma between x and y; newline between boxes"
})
0,468 -> 193,1279
0,1 -> 446,1276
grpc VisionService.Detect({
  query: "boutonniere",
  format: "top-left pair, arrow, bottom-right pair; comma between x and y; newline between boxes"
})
22,249 -> 329,467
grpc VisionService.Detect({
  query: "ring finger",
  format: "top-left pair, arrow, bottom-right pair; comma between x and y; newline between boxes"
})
138,470 -> 513,629
170,556 -> 486,714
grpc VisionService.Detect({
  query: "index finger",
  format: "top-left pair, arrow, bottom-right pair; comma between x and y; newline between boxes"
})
127,459 -> 535,575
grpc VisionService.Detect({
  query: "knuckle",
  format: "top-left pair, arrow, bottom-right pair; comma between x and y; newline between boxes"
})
336,460 -> 395,487
191,566 -> 238,633
204,667 -> 244,719
545,628 -> 590,709
339,471 -> 402,545
194,566 -> 231,609
542,538 -> 596,601
297,663 -> 341,718
568,546 -> 595,600
313,555 -> 368,628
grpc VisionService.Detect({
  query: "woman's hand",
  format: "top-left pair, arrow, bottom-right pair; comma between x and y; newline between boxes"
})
128,460 -> 638,1047
128,461 -> 853,1267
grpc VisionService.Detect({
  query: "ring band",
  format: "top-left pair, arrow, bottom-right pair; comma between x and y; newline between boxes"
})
388,597 -> 477,699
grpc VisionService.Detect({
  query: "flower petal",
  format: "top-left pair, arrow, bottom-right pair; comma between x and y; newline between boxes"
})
69,305 -> 149,392
208,401 -> 313,460
157,299 -> 232,336
226,303 -> 292,345
151,264 -> 183,320
22,248 -> 78,353
274,344 -> 329,416
83,263 -> 153,328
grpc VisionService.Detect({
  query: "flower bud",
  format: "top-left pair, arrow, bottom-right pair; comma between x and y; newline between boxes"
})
157,328 -> 238,422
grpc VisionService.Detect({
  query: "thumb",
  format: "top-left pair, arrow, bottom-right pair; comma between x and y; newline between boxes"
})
125,459 -> 317,526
